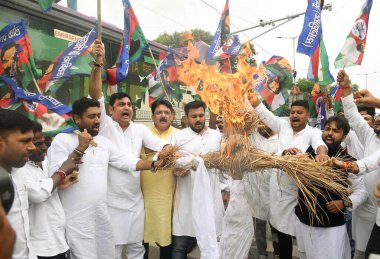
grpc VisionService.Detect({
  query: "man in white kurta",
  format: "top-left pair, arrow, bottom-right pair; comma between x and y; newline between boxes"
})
88,40 -> 170,259
0,109 -> 77,259
23,125 -> 69,258
294,115 -> 368,259
25,160 -> 69,258
170,101 -> 225,259
339,70 -> 380,259
248,94 -> 329,258
48,97 -> 155,259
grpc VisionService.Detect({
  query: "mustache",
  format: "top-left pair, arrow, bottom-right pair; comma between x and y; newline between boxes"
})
159,118 -> 167,122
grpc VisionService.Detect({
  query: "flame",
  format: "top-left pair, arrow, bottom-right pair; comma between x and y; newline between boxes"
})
176,42 -> 265,156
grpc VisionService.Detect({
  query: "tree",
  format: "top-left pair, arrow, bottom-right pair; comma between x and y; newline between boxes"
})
155,29 -> 214,48
155,29 -> 255,53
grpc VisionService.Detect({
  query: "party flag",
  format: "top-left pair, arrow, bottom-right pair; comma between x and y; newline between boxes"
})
334,0 -> 373,68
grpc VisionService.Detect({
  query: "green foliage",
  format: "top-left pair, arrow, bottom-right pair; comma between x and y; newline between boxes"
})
296,78 -> 314,93
155,29 -> 214,48
155,29 -> 256,54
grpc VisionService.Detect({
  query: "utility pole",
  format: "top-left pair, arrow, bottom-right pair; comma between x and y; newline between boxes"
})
276,35 -> 298,81
356,72 -> 378,89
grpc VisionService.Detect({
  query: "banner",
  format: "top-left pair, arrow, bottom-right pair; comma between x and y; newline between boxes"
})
307,35 -> 334,86
207,0 -> 232,73
39,53 -> 93,93
0,19 -> 38,87
1,76 -> 71,115
50,25 -> 97,80
110,0 -> 148,84
297,0 -> 322,57
334,0 -> 373,68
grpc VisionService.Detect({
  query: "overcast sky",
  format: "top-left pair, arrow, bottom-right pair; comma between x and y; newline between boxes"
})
59,0 -> 380,97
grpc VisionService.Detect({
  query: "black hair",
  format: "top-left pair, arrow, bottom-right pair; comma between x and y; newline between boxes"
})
358,106 -> 375,118
0,109 -> 34,136
291,100 -> 309,112
324,115 -> 350,136
151,99 -> 174,114
32,121 -> 43,134
72,97 -> 100,117
184,100 -> 207,115
109,92 -> 132,107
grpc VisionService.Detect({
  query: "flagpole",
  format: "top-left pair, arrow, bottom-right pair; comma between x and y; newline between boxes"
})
97,0 -> 102,39
147,47 -> 170,101
27,64 -> 43,94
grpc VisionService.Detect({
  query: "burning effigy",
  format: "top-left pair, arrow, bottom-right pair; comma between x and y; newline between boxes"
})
162,42 -> 350,222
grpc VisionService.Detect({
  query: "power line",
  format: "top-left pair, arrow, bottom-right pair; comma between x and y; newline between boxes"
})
130,0 -> 193,33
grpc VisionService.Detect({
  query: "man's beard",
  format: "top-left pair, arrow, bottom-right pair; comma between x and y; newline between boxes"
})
326,142 -> 342,156
189,122 -> 205,133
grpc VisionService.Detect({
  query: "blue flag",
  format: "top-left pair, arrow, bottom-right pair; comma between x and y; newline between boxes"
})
1,76 -> 72,115
50,25 -> 97,80
207,0 -> 230,60
114,0 -> 148,83
297,0 -> 322,57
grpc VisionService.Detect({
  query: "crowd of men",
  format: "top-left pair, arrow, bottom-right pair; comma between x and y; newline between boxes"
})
1,40 -> 380,259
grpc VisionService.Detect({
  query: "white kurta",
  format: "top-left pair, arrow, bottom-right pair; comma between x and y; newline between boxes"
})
356,149 -> 380,228
244,131 -> 279,221
8,168 -> 37,259
24,162 -> 69,257
342,94 -> 380,251
47,133 -> 139,259
97,98 -> 168,244
294,172 -> 368,259
343,130 -> 364,160
170,127 -> 225,237
254,103 -> 326,236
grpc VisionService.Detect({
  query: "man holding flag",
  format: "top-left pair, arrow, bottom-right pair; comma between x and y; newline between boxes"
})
90,35 -> 173,258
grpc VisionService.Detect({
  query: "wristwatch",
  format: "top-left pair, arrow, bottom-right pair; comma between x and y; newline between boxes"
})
343,199 -> 351,208
150,161 -> 157,172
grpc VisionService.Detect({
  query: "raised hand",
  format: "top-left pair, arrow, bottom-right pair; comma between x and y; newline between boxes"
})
354,89 -> 380,108
77,129 -> 93,152
337,70 -> 350,87
90,39 -> 105,65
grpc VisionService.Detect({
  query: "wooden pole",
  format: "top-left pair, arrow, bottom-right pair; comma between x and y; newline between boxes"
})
97,0 -> 102,39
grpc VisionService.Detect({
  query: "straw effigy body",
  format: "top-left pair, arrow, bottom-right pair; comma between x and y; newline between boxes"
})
202,147 -> 350,223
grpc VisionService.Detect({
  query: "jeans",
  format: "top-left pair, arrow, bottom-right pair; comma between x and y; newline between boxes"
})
172,235 -> 190,259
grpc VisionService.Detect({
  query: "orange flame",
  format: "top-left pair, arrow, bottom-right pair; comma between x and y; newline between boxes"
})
176,42 -> 265,156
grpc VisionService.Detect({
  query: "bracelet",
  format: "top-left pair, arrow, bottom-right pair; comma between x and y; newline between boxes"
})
74,148 -> 85,156
341,85 -> 351,90
56,170 -> 66,180
91,61 -> 103,68
343,161 -> 355,172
